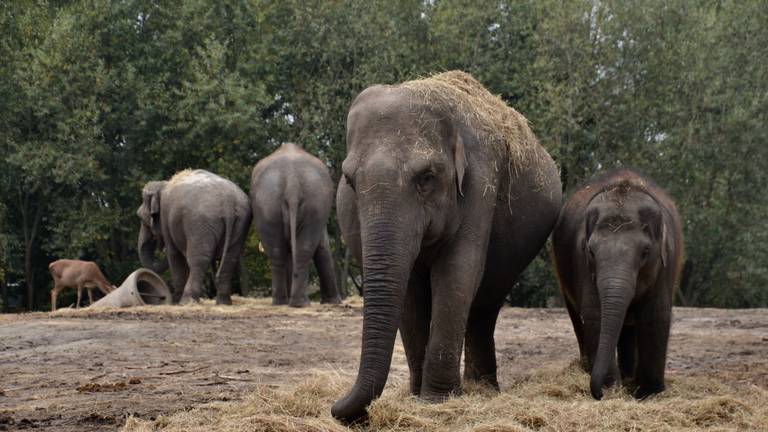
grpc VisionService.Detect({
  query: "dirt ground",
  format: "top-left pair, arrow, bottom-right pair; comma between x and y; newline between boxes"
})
0,297 -> 766,431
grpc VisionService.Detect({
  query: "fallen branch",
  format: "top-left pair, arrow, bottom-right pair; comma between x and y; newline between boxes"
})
159,366 -> 209,375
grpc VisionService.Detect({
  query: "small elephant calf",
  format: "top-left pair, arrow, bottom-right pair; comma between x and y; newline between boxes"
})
49,259 -> 116,311
552,169 -> 683,400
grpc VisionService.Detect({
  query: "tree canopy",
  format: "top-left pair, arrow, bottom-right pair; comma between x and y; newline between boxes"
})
2,0 -> 766,310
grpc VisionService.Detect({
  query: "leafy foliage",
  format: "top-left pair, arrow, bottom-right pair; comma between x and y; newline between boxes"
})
1,0 -> 765,310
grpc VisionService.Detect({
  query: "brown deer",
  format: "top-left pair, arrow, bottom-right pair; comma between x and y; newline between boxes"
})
49,259 -> 116,311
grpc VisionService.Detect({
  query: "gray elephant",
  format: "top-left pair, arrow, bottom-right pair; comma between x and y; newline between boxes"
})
552,169 -> 683,400
331,71 -> 562,422
250,143 -> 341,307
137,169 -> 252,304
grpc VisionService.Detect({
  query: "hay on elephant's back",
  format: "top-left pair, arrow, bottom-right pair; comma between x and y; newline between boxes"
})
167,168 -> 197,187
400,71 -> 546,178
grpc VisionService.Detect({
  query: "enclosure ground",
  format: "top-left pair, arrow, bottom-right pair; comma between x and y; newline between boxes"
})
0,297 -> 766,431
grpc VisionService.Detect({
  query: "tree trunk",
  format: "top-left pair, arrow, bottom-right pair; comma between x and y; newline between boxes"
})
1,278 -> 8,312
21,191 -> 43,311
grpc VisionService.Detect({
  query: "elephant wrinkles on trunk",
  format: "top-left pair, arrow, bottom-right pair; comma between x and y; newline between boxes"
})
136,169 -> 252,304
552,168 -> 684,400
250,143 -> 341,307
331,71 -> 562,423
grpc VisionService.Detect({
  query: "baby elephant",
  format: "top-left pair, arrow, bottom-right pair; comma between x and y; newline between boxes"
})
552,169 -> 683,400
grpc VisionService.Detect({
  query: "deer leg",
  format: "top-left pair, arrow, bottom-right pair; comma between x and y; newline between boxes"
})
76,285 -> 83,309
87,287 -> 94,305
51,284 -> 59,312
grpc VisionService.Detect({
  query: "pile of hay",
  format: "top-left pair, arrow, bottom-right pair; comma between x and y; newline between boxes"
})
122,362 -> 768,432
400,71 -> 547,177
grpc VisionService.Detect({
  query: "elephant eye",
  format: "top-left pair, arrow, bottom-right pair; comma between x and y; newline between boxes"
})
641,246 -> 650,259
416,171 -> 435,194
344,174 -> 356,192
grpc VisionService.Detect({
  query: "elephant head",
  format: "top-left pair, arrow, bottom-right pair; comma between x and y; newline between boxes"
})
331,87 -> 468,422
584,183 -> 669,399
136,181 -> 170,274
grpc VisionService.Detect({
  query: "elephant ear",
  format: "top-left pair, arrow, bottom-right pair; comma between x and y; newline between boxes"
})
453,130 -> 468,197
149,192 -> 162,236
150,192 -> 160,215
660,222 -> 669,268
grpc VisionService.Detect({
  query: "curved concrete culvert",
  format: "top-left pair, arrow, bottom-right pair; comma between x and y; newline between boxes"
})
91,268 -> 172,308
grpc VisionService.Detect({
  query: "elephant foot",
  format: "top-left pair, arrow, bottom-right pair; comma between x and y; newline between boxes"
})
464,375 -> 500,391
321,296 -> 342,305
216,295 -> 232,305
420,387 -> 461,403
289,297 -> 310,308
634,383 -> 665,400
272,297 -> 289,305
179,295 -> 200,305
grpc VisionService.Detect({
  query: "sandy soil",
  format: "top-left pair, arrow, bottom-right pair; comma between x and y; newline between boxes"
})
0,297 -> 766,431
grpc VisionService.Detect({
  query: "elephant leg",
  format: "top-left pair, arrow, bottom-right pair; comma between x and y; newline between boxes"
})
314,231 -> 341,304
634,316 -> 670,399
285,259 -> 293,298
618,324 -> 637,381
288,254 -> 311,307
583,318 -> 600,372
420,238 -> 487,401
269,256 -> 290,305
167,247 -> 189,304
463,305 -> 501,389
400,265 -> 431,396
565,299 -> 588,370
214,242 -> 245,305
180,254 -> 211,304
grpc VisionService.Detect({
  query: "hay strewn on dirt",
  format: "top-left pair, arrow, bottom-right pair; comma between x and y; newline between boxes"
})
122,362 -> 768,432
400,71 -> 545,176
51,295 -> 358,319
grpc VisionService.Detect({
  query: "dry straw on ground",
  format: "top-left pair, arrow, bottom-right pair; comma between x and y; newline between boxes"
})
122,362 -> 768,432
51,295 -> 354,319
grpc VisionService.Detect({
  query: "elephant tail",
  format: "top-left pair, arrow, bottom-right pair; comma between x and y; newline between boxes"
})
288,197 -> 298,280
216,214 -> 236,281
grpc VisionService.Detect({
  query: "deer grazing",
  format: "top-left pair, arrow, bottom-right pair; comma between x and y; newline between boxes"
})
49,259 -> 116,311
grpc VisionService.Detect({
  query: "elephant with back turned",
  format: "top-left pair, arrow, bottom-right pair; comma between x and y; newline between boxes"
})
137,169 -> 252,305
552,168 -> 683,400
331,71 -> 562,422
250,143 -> 341,307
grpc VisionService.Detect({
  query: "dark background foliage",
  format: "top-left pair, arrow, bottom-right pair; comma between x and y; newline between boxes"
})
1,0 -> 766,311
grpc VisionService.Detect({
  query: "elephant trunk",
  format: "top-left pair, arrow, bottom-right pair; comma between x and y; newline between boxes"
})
331,206 -> 418,423
590,268 -> 634,400
138,224 -> 169,274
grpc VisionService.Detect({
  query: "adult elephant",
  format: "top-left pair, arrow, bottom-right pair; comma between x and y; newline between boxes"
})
331,71 -> 562,422
250,143 -> 341,307
552,169 -> 683,400
137,169 -> 252,305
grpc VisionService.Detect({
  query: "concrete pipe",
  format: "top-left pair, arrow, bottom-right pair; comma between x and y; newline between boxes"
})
91,268 -> 172,308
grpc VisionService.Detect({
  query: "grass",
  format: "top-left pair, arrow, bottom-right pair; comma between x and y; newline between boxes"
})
122,361 -> 768,432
